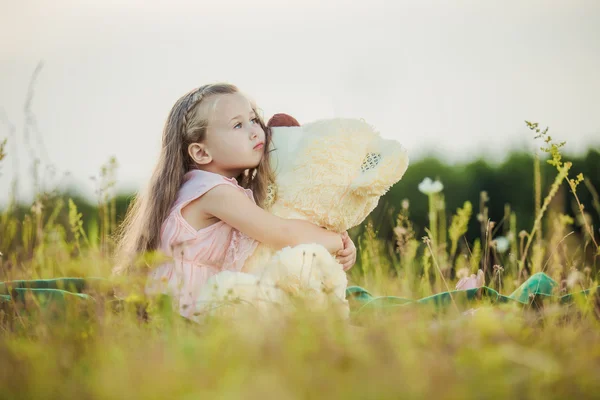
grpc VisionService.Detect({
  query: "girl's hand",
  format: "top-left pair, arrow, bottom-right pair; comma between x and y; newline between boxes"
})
336,231 -> 356,271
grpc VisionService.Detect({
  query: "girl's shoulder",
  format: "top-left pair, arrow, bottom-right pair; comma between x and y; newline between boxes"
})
175,170 -> 254,209
160,170 -> 257,248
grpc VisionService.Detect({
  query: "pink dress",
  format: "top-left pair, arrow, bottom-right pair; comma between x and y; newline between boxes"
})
145,169 -> 259,320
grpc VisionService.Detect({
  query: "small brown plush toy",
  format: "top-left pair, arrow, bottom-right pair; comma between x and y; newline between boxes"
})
267,113 -> 300,128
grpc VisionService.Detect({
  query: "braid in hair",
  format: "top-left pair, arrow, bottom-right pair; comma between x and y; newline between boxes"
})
181,88 -> 205,135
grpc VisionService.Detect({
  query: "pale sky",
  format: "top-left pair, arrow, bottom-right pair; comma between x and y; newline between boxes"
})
1,0 -> 599,205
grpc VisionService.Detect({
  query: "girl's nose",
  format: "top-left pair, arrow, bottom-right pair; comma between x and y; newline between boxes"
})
250,130 -> 258,139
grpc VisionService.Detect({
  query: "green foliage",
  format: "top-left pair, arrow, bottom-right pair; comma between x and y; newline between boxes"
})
449,201 -> 473,259
375,149 -> 600,249
68,198 -> 88,253
0,138 -> 6,164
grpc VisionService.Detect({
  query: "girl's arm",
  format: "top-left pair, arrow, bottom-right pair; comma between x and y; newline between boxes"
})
186,185 -> 343,254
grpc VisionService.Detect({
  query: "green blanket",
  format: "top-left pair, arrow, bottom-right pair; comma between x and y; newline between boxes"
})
1,273 -> 597,316
348,273 -> 598,314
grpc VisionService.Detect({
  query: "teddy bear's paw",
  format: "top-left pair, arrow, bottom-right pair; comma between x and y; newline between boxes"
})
263,243 -> 336,284
297,293 -> 351,319
193,271 -> 286,321
274,276 -> 304,296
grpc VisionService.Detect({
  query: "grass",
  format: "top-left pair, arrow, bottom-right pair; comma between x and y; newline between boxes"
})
1,120 -> 600,399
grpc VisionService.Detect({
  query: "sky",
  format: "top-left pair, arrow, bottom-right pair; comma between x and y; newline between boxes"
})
0,0 -> 599,205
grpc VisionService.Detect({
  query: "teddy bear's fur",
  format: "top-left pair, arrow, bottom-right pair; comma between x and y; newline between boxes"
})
195,117 -> 409,319
194,243 -> 349,321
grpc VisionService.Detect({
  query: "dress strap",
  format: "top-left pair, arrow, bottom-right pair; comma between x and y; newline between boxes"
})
173,170 -> 254,211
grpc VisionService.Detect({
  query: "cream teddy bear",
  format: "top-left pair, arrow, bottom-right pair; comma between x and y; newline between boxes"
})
194,116 -> 409,320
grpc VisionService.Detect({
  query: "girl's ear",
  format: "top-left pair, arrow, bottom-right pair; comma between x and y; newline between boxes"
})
188,143 -> 212,165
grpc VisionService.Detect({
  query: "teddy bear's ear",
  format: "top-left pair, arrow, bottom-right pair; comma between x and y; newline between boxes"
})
349,138 -> 409,196
267,113 -> 300,128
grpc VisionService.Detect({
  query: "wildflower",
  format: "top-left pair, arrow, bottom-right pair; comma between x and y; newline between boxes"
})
566,269 -> 585,289
418,177 -> 443,194
456,269 -> 485,290
456,267 -> 470,279
480,191 -> 489,202
31,200 -> 43,215
462,308 -> 479,316
394,227 -> 407,236
494,236 -> 510,253
576,212 -> 592,227
401,199 -> 410,210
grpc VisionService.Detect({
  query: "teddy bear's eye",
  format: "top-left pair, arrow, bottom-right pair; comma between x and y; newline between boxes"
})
360,153 -> 381,172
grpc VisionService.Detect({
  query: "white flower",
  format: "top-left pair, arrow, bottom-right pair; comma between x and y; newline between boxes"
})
567,270 -> 585,289
494,236 -> 510,253
418,177 -> 444,194
456,269 -> 485,290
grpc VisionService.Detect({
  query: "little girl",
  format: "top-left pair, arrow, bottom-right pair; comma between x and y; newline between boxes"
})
113,83 -> 356,319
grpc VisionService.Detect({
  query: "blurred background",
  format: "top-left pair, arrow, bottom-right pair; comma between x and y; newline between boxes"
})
1,0 -> 599,250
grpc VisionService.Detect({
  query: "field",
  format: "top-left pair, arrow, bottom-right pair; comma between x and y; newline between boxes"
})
1,123 -> 600,399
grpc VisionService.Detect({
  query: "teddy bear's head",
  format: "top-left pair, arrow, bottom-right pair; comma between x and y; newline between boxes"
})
267,117 -> 409,232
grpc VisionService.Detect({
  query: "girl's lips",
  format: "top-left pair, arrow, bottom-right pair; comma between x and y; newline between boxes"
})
253,143 -> 264,150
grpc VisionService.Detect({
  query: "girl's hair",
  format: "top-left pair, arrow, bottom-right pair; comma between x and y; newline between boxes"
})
112,83 -> 273,276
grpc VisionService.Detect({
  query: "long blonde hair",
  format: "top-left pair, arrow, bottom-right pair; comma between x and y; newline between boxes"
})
112,83 -> 273,276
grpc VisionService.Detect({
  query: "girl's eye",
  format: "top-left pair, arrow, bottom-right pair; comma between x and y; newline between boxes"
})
234,118 -> 259,129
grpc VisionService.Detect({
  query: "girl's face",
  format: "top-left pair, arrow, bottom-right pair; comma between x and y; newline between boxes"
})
197,92 -> 266,177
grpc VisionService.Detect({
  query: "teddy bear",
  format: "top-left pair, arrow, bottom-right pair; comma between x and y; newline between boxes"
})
193,114 -> 409,320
